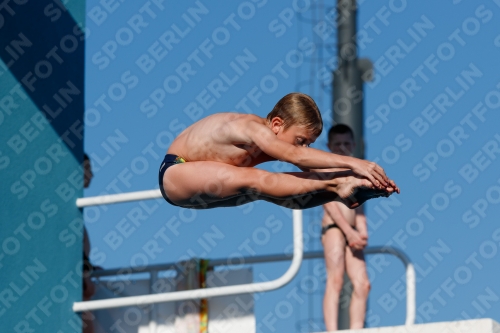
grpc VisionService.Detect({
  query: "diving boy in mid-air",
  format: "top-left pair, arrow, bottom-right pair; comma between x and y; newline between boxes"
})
159,93 -> 399,210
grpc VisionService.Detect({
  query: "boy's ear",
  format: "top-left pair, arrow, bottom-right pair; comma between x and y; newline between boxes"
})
270,117 -> 284,135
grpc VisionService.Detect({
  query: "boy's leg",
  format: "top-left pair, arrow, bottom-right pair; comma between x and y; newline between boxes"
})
345,248 -> 370,329
163,161 -> 386,209
322,228 -> 347,331
262,187 -> 391,210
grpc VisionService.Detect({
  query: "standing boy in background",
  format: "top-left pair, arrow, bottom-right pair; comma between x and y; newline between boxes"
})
322,124 -> 371,331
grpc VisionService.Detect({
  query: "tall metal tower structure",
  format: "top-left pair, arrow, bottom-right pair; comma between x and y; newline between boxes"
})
334,0 -> 373,329
333,0 -> 372,159
294,0 -> 373,330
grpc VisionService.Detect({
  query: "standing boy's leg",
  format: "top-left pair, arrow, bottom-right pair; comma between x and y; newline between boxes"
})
345,248 -> 371,329
322,228 -> 347,331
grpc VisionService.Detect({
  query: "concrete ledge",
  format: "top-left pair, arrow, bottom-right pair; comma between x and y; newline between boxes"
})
321,318 -> 500,333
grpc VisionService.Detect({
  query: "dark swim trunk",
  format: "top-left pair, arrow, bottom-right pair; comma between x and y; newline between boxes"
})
321,223 -> 356,244
158,154 -> 186,206
321,223 -> 341,236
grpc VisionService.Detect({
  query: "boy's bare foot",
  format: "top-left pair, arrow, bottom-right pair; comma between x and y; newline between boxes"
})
331,172 -> 395,209
348,187 -> 394,208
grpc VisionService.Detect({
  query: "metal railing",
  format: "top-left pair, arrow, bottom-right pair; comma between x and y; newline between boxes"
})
80,247 -> 416,326
74,191 -> 415,325
365,246 -> 416,325
76,189 -> 163,208
73,209 -> 303,312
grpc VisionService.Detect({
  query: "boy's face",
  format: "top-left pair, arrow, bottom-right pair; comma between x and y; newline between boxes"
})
280,126 -> 318,147
270,117 -> 318,147
328,133 -> 355,156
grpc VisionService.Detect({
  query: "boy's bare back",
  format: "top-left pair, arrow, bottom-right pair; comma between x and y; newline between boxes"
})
168,113 -> 275,167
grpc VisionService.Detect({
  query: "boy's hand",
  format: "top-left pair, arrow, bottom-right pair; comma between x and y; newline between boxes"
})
358,230 -> 368,241
346,230 -> 368,250
349,158 -> 399,192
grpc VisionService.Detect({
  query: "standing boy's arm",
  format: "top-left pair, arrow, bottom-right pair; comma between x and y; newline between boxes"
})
245,121 -> 393,188
324,202 -> 366,250
355,206 -> 368,239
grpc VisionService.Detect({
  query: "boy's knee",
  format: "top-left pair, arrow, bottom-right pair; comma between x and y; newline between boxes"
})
326,275 -> 344,293
362,279 -> 371,294
353,278 -> 371,296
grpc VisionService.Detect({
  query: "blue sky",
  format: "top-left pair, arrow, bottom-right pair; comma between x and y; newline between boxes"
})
83,0 -> 500,331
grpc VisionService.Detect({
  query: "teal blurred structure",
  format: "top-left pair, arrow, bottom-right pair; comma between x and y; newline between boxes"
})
0,1 -> 86,331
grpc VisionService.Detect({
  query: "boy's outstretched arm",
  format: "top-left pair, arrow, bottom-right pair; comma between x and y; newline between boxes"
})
246,121 -> 394,189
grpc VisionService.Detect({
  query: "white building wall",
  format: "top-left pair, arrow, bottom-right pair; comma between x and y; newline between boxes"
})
90,268 -> 254,333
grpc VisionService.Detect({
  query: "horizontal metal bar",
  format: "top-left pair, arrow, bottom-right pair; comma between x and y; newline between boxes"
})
92,254 -> 297,278
91,249 -> 400,277
86,247 -> 415,325
76,189 -> 162,208
73,210 -> 303,312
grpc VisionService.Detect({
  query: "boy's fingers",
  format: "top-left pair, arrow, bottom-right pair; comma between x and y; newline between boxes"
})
368,164 -> 387,185
376,167 -> 389,185
388,179 -> 400,193
369,172 -> 385,188
375,164 -> 389,180
366,174 -> 381,188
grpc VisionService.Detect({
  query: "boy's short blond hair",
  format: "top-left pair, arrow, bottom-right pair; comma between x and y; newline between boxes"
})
267,93 -> 323,136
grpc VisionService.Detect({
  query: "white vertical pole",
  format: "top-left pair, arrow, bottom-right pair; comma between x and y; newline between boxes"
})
364,247 -> 416,325
405,263 -> 416,325
149,270 -> 158,333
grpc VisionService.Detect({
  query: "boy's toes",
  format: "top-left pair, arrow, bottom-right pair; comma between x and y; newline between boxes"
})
359,178 -> 374,189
